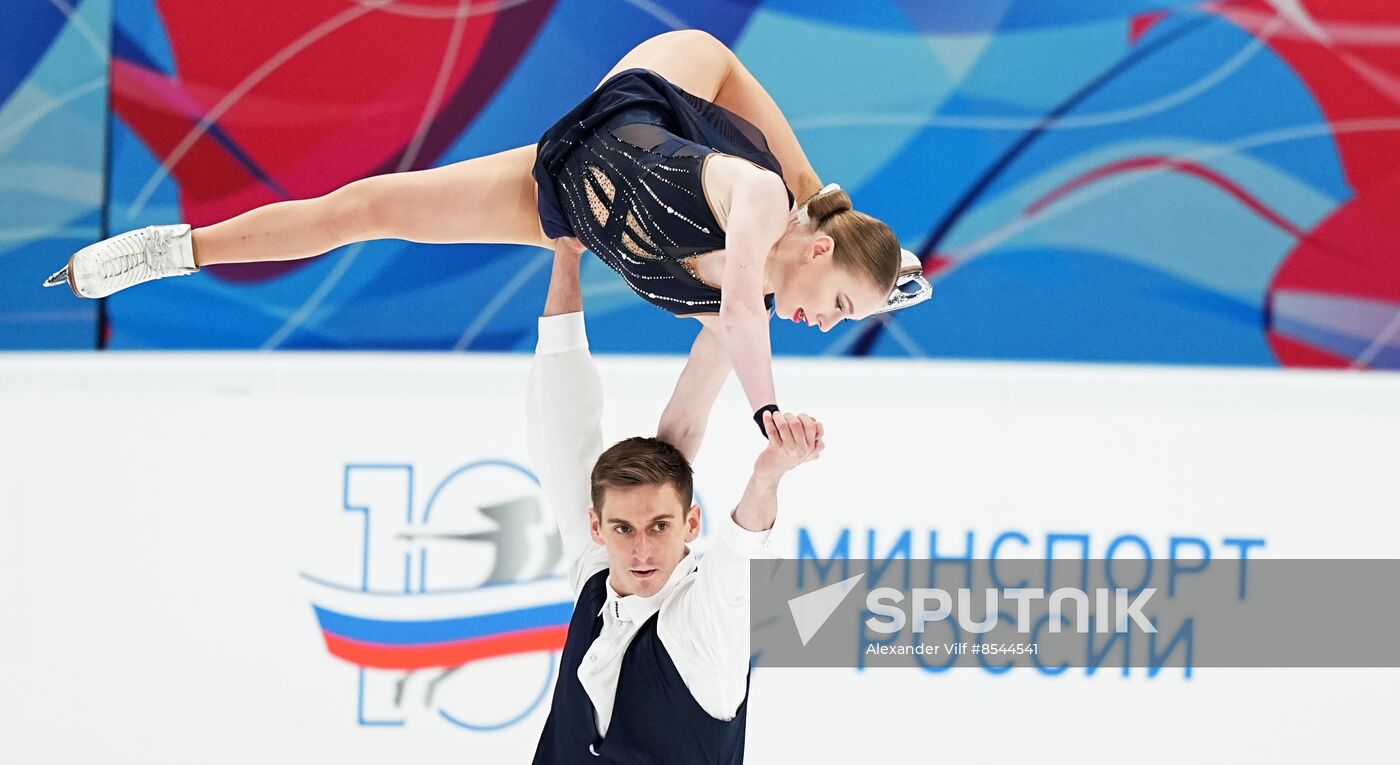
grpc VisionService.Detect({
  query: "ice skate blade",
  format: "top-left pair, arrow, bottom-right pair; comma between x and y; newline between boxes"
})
42,266 -> 68,288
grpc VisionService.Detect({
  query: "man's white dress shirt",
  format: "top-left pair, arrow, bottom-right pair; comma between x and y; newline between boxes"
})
526,312 -> 771,738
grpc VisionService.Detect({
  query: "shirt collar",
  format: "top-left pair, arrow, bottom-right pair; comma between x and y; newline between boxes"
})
600,547 -> 697,624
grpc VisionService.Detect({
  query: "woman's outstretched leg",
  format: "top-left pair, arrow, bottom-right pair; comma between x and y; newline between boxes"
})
48,144 -> 551,297
193,144 -> 551,265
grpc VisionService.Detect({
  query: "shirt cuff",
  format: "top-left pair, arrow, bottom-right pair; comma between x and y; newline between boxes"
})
536,312 -> 589,354
717,510 -> 774,557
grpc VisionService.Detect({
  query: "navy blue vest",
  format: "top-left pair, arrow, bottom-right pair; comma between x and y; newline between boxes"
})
532,568 -> 749,764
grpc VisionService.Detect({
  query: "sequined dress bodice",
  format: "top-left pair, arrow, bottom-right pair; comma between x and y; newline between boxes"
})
534,69 -> 793,316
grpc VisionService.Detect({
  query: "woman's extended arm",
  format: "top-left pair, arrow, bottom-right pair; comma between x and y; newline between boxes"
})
653,161 -> 789,453
656,321 -> 732,462
718,170 -> 791,425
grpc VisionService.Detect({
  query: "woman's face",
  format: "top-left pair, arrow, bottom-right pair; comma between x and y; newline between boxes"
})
772,234 -> 889,332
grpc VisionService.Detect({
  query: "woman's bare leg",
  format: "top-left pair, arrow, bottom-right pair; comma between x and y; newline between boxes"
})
192,144 -> 552,265
600,31 -> 822,206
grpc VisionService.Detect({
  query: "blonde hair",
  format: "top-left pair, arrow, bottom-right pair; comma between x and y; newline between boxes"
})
804,188 -> 901,294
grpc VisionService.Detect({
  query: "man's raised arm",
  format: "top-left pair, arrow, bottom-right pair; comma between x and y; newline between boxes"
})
526,238 -> 608,597
659,412 -> 824,719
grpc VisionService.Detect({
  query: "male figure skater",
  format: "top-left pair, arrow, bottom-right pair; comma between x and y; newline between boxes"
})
527,238 -> 823,763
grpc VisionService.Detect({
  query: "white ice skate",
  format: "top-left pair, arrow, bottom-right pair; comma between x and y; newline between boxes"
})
42,224 -> 199,298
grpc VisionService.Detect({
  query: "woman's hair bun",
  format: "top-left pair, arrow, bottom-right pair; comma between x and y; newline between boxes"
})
805,187 -> 853,224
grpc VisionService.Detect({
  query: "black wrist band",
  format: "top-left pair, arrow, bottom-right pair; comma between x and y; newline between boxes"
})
753,404 -> 780,437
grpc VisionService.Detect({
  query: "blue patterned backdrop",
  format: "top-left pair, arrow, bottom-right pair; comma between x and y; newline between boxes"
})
4,0 -> 1398,368
1,0 -> 108,348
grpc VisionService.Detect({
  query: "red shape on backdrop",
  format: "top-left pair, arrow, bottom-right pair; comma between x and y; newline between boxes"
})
1024,155 -> 1309,239
1215,0 -> 1400,193
1266,164 -> 1400,367
1267,333 -> 1352,367
1129,11 -> 1169,44
111,0 -> 556,282
322,625 -> 567,671
1212,1 -> 1400,367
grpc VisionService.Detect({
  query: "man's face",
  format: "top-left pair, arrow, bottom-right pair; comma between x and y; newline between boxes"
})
590,482 -> 701,597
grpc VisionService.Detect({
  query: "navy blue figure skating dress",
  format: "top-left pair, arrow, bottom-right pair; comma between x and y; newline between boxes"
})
533,68 -> 794,316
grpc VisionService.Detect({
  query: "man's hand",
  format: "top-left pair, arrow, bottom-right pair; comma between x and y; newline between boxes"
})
554,236 -> 585,259
732,411 -> 822,532
543,237 -> 586,317
754,411 -> 823,479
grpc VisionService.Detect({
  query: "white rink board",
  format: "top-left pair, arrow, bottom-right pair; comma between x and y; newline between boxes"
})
1,353 -> 1397,763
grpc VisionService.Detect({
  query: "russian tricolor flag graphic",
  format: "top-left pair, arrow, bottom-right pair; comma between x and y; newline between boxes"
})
306,577 -> 573,670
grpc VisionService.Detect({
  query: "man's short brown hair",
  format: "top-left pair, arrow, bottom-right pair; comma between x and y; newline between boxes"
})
589,437 -> 693,512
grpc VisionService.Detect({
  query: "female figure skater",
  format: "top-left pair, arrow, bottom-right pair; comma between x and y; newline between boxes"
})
44,30 -> 931,455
